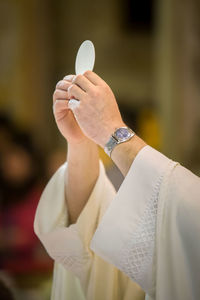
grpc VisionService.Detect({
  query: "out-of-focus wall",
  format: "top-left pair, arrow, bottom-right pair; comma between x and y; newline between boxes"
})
155,0 -> 200,171
0,0 -> 199,166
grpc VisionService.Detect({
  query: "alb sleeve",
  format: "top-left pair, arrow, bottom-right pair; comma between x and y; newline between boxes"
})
154,163 -> 200,300
34,161 -> 116,279
91,146 -> 177,294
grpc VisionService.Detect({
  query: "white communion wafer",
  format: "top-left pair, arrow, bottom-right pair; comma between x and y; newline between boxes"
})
68,40 -> 95,111
68,99 -> 80,110
75,40 -> 95,75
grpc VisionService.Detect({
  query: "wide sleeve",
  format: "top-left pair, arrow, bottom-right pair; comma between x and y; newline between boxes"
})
155,162 -> 200,300
34,160 -> 116,297
90,146 -> 177,295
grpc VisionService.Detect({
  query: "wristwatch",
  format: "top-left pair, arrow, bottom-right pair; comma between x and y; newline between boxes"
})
104,127 -> 135,157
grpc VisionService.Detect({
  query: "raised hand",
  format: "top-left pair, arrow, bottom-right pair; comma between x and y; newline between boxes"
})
68,71 -> 125,147
53,75 -> 86,145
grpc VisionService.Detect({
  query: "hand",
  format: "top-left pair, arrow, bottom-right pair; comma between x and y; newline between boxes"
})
68,71 -> 125,147
53,75 -> 86,145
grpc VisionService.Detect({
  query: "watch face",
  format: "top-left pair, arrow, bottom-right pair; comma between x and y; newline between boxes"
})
115,128 -> 131,141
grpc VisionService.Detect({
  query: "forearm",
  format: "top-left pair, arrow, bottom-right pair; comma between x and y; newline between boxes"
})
66,138 -> 99,224
111,135 -> 147,176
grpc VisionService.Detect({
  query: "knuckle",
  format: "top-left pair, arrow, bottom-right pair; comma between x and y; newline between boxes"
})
91,88 -> 99,98
63,74 -> 74,81
68,84 -> 74,93
53,89 -> 59,99
101,81 -> 108,89
56,80 -> 63,88
102,83 -> 110,94
75,74 -> 82,82
84,70 -> 92,77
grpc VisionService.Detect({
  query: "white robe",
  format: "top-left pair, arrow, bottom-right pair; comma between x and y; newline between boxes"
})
91,146 -> 200,300
34,160 -> 144,300
34,146 -> 200,300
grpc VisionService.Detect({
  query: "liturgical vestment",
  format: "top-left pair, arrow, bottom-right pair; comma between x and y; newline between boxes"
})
34,146 -> 200,300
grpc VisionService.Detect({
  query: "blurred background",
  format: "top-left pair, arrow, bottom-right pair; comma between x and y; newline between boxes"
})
0,0 -> 199,299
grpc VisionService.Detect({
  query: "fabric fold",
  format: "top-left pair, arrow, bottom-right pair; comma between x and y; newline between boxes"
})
155,164 -> 200,300
34,160 -> 144,300
91,146 -> 177,293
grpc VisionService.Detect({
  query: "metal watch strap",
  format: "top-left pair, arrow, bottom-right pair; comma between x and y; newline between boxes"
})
104,136 -> 118,157
104,127 -> 135,157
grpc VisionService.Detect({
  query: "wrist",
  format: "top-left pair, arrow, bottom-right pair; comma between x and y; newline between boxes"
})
67,136 -> 94,147
103,125 -> 135,157
67,137 -> 99,185
98,121 -> 126,148
111,135 -> 147,176
67,137 -> 98,157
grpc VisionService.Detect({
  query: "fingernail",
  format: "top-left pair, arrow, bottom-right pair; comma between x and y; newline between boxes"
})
56,81 -> 63,87
63,75 -> 74,81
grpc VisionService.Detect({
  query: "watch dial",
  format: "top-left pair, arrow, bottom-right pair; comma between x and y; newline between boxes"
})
115,128 -> 130,141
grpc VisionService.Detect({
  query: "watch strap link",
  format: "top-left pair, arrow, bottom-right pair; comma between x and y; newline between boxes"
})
104,127 -> 135,157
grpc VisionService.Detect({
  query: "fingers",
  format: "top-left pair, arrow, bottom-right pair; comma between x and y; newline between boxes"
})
53,99 -> 69,113
83,70 -> 105,86
55,74 -> 75,93
63,74 -> 75,82
72,74 -> 94,92
53,76 -> 75,103
53,90 -> 69,104
68,84 -> 86,101
54,72 -> 103,106
56,80 -> 71,92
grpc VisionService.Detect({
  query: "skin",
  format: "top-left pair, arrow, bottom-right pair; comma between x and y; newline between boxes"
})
53,75 -> 99,224
53,71 -> 146,223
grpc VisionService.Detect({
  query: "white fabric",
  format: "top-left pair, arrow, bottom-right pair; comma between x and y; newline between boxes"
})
34,163 -> 85,300
34,161 -> 144,300
155,162 -> 200,299
91,146 -> 175,293
34,145 -> 200,300
91,146 -> 200,300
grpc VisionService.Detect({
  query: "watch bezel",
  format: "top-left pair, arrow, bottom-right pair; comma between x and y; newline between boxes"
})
113,127 -> 134,142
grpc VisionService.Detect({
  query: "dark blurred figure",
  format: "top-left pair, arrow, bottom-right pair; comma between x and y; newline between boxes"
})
0,113 -> 53,277
0,279 -> 15,300
0,114 -> 16,156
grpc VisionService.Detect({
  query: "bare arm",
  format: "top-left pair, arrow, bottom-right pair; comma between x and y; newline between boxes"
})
65,134 -> 144,224
111,135 -> 146,176
53,75 -> 99,224
66,139 -> 99,224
